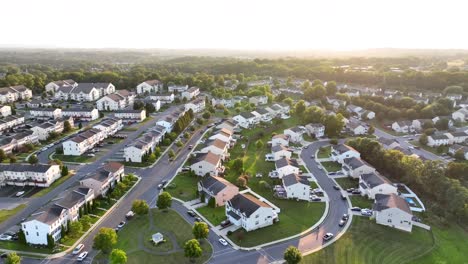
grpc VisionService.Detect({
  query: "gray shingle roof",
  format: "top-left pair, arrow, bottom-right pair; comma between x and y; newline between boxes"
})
343,157 -> 368,169
275,158 -> 299,168
361,172 -> 391,188
30,204 -> 66,225
333,144 -> 357,154
0,164 -> 54,173
373,193 -> 412,214
227,194 -> 270,217
199,176 -> 235,195
282,173 -> 309,187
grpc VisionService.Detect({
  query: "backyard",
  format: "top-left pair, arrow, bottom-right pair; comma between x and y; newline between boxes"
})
320,161 -> 342,172
93,209 -> 212,264
166,172 -> 199,201
335,177 -> 359,190
196,206 -> 226,226
349,195 -> 373,209
317,146 -> 331,159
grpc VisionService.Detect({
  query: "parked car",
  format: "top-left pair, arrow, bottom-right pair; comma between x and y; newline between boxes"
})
157,184 -> 164,189
351,190 -> 361,195
219,238 -> 228,246
188,145 -> 193,149
220,220 -> 231,228
303,145 -> 308,149
195,217 -> 203,222
72,244 -> 85,255
323,233 -> 334,241
350,207 -> 361,212
346,188 -> 355,193
328,172 -> 336,176
187,210 -> 196,217
342,214 -> 349,220
4,232 -> 17,241
125,211 -> 135,219
181,167 -> 191,172
361,209 -> 372,216
15,191 -> 25,197
333,185 -> 340,190
310,195 -> 321,201
341,194 -> 347,200
77,251 -> 88,262
88,154 -> 95,157
0,253 -> 7,259
117,221 -> 126,229
0,234 -> 12,241
412,216 -> 422,222
339,219 -> 347,227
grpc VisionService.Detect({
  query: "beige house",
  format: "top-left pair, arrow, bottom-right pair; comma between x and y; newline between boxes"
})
200,139 -> 229,160
79,162 -> 124,197
190,152 -> 224,176
198,176 -> 239,206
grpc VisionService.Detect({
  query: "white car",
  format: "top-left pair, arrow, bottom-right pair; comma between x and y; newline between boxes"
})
0,234 -> 12,241
77,251 -> 88,261
15,191 -> 25,197
218,238 -> 228,246
72,244 -> 84,255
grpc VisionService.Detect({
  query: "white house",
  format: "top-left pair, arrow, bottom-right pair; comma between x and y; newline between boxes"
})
80,162 -> 124,197
412,119 -> 432,131
45,79 -> 77,93
0,163 -> 61,188
123,140 -> 153,163
22,204 -> 68,244
0,115 -> 26,133
331,144 -> 361,164
29,108 -> 62,120
448,144 -> 468,160
61,108 -> 99,121
148,93 -> 175,104
184,98 -> 206,113
271,134 -> 290,147
359,172 -> 398,199
342,157 -> 376,179
249,96 -> 268,106
427,134 -> 450,147
225,193 -> 278,232
282,173 -> 310,201
274,158 -> 300,178
305,123 -> 325,138
378,137 -> 400,149
200,139 -> 229,160
284,127 -> 305,143
92,118 -> 123,137
156,117 -> 175,133
212,98 -> 235,108
444,131 -> 468,144
373,193 -> 413,232
0,130 -> 38,154
198,176 -> 239,206
452,107 -> 468,121
114,109 -> 147,123
96,90 -> 135,111
55,83 -> 115,102
136,80 -> 163,94
0,85 -> 33,104
347,121 -> 367,135
30,120 -> 70,141
190,152 -> 224,176
0,105 -> 12,117
209,128 -> 233,144
392,121 -> 414,133
253,108 -> 273,122
168,84 -> 188,93
233,112 -> 257,129
62,129 -> 102,156
181,87 -> 200,100
271,145 -> 292,161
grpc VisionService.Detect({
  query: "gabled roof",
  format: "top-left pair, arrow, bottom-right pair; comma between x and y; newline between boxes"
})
0,164 -> 55,173
373,193 -> 412,214
429,134 -> 449,140
378,137 -> 398,146
255,108 -> 269,115
275,157 -> 299,168
333,144 -> 358,155
227,193 -> 271,217
240,112 -> 255,119
29,204 -> 66,225
104,162 -> 124,174
55,190 -> 86,209
272,134 -> 289,140
361,172 -> 391,188
282,173 -> 309,187
271,144 -> 290,153
205,139 -> 228,150
144,80 -> 161,85
199,176 -> 235,195
343,157 -> 370,169
193,152 -> 221,166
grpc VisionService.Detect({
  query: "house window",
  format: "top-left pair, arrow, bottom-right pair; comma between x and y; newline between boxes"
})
26,231 -> 29,235
36,232 -> 39,236
255,221 -> 259,225
388,219 -> 392,223
255,214 -> 259,218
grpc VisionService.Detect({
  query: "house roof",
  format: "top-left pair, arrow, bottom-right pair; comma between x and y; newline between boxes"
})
29,108 -> 59,112
193,152 -> 221,166
29,204 -> 66,225
255,108 -> 269,115
286,126 -> 303,133
275,157 -> 299,168
343,157 -> 370,169
186,87 -> 199,93
282,173 -> 309,187
0,164 -> 54,173
227,193 -> 270,217
199,176 -> 235,195
88,170 -> 112,182
104,162 -> 124,174
361,172 -> 391,188
378,137 -> 398,146
144,80 -> 161,85
451,131 -> 468,137
272,134 -> 289,140
395,120 -> 412,127
240,112 -> 255,119
271,144 -> 290,153
206,139 -> 228,150
429,134 -> 449,140
373,193 -> 412,215
347,121 -> 363,130
333,144 -> 358,154
55,190 -> 86,209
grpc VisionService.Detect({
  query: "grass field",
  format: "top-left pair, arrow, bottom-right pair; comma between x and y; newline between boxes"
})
93,209 -> 212,264
53,154 -> 95,163
0,204 -> 26,224
335,177 -> 359,190
303,217 -> 434,264
317,146 -> 331,159
166,172 -> 199,201
196,206 -> 226,226
349,196 -> 373,209
320,161 -> 342,172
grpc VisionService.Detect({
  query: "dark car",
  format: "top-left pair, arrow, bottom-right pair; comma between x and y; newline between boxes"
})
220,220 -> 231,227
333,185 -> 340,190
0,253 -> 7,259
341,194 -> 347,200
346,188 -> 355,193
352,190 -> 361,195
195,217 -> 202,222
351,206 -> 361,212
187,210 -> 196,217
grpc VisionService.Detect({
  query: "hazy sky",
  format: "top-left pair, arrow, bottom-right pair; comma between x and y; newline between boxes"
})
2,0 -> 467,50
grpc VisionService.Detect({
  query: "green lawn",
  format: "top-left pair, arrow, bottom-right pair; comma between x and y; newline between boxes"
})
196,206 -> 226,226
166,172 -> 199,201
32,173 -> 74,198
349,196 -> 373,209
93,209 -> 212,264
53,154 -> 95,163
0,204 -> 26,224
335,177 -> 359,190
0,240 -> 55,254
320,161 -> 342,172
317,146 -> 331,159
303,217 -> 434,264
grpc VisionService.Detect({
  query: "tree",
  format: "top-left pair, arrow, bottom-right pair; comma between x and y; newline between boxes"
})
255,140 -> 264,150
323,114 -> 344,138
8,154 -> 17,163
435,118 -> 449,130
294,100 -> 306,118
192,222 -> 209,240
282,98 -> 293,107
18,229 -> 26,245
184,239 -> 203,262
5,252 -> 21,264
109,249 -> 127,264
368,125 -> 375,135
284,246 -> 302,264
454,149 -> 466,161
419,134 -> 428,145
78,122 -> 83,129
80,215 -> 92,230
208,197 -> 216,208
61,165 -> 68,177
69,221 -> 83,238
326,81 -> 337,95
168,150 -> 175,159
28,154 -> 38,164
63,120 -> 72,132
236,176 -> 247,188
0,149 -> 6,162
93,227 -> 118,253
47,234 -> 55,249
202,112 -> 211,119
156,191 -> 172,210
132,199 -> 149,215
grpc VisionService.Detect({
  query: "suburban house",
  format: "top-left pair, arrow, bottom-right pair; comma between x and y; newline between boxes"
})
211,98 -> 235,108
208,128 -> 233,144
0,115 -> 25,133
27,100 -> 52,108
96,90 -> 135,111
432,116 -> 454,128
92,118 -> 123,137
216,120 -> 238,132
190,152 -> 224,176
0,85 -> 33,103
331,144 -> 361,164
0,131 -> 38,154
55,83 -> 115,101
0,105 -> 12,117
412,119 -> 432,131
233,112 -> 257,129
168,84 -> 188,93
181,87 -> 200,100
198,176 -> 239,206
284,127 -> 305,143
136,80 -> 163,94
342,157 -> 376,179
373,193 -> 413,232
444,131 -> 468,144
80,162 -> 124,197
452,107 -> 468,121
271,134 -> 290,146
347,121 -> 367,135
123,140 -> 153,163
448,144 -> 468,160
156,117 -> 176,133
201,139 -> 229,160
253,108 -> 273,122
225,193 -> 279,232
45,79 -> 77,93
0,163 -> 61,187
274,158 -> 300,178
305,123 -> 325,138
114,109 -> 147,123
271,145 -> 292,161
378,137 -> 400,149
147,93 -> 175,104
282,173 -> 310,201
29,108 -> 62,120
427,134 -> 450,147
249,95 -> 268,106
359,172 -> 397,199
184,98 -> 206,113
61,108 -> 99,121
391,121 -> 415,133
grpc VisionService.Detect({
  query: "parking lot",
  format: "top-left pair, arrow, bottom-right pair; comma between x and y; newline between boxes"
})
0,185 -> 41,198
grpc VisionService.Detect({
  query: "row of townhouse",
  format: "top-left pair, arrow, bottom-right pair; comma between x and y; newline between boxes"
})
123,125 -> 166,163
114,109 -> 147,123
53,82 -> 115,102
30,117 -> 74,140
0,131 -> 38,153
22,162 -> 124,245
0,105 -> 12,117
96,90 -> 136,111
168,84 -> 188,93
233,104 -> 290,129
331,144 -> 413,232
184,97 -> 206,113
0,115 -> 25,133
45,79 -> 77,93
136,80 -> 163,94
0,163 -> 61,187
425,131 -> 468,147
211,96 -> 247,108
181,87 -> 200,100
62,118 -> 122,155
29,108 -> 99,121
0,85 -> 33,104
146,93 -> 174,104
